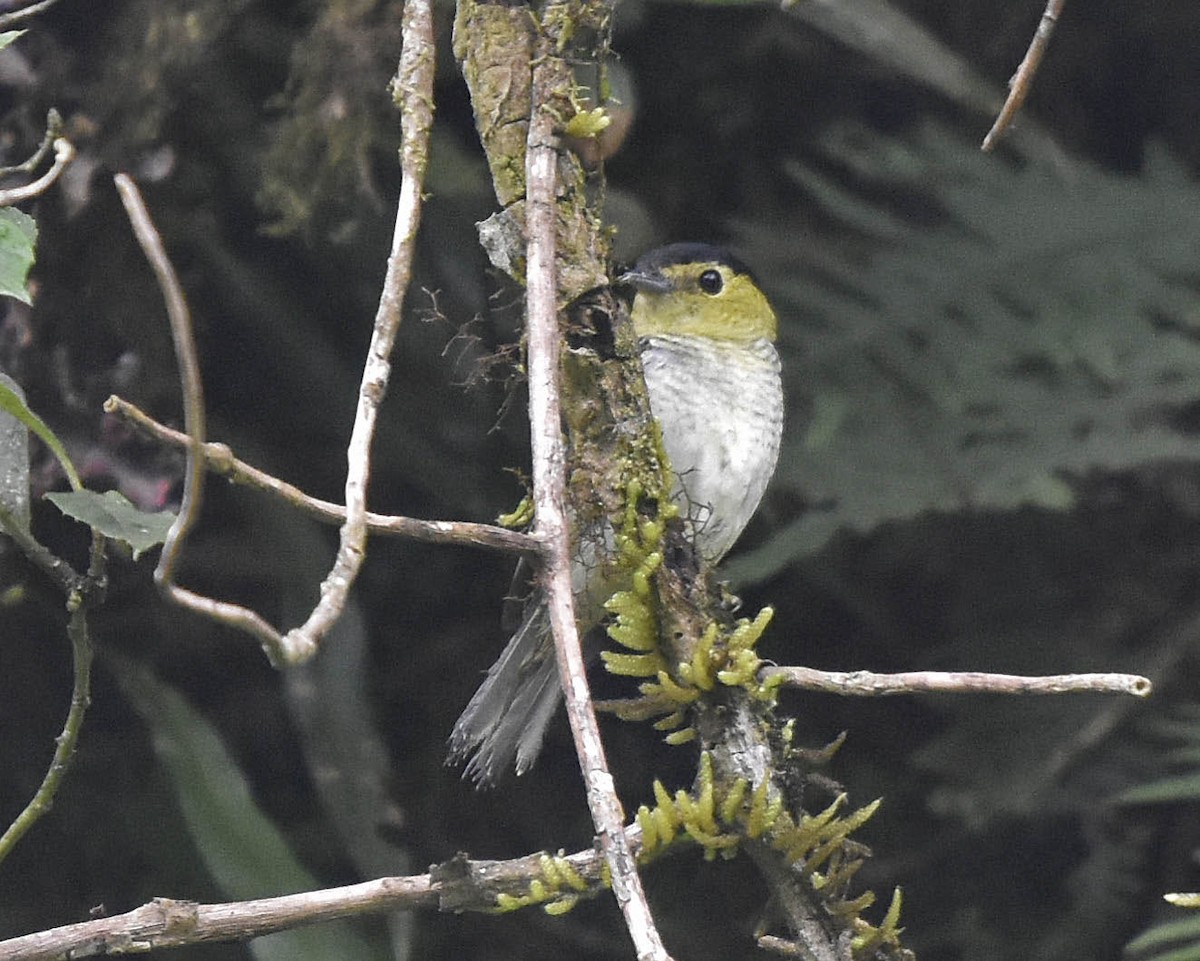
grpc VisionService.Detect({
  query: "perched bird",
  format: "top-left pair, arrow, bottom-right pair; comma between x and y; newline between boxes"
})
450,242 -> 784,784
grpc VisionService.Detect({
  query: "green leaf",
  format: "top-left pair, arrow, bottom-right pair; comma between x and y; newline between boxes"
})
45,490 -> 174,558
1129,912 -> 1200,954
0,30 -> 25,51
1130,944 -> 1200,961
1115,772 -> 1200,806
0,207 -> 37,304
112,661 -> 386,961
0,378 -> 79,490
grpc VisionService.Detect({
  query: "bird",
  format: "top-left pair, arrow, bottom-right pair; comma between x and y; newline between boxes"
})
449,242 -> 784,785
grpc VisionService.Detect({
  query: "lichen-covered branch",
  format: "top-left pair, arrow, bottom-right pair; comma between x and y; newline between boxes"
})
454,0 -> 607,301
0,838 -> 646,961
633,552 -> 912,960
520,9 -> 672,958
453,0 -> 534,208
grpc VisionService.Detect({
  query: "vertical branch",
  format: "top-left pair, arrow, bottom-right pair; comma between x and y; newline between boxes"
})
524,45 -> 672,961
116,175 -> 286,656
114,175 -> 206,593
457,0 -> 661,950
281,0 -> 436,663
0,500 -> 105,865
0,583 -> 94,866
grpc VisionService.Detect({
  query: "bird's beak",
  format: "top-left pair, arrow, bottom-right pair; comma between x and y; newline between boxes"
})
617,269 -> 673,294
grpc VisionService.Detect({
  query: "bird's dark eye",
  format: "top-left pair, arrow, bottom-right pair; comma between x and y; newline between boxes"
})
698,269 -> 724,295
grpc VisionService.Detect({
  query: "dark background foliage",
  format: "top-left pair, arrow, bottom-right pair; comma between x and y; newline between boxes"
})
3,1 -> 1200,959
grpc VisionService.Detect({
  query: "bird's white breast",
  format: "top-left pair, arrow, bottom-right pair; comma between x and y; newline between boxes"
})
639,334 -> 783,565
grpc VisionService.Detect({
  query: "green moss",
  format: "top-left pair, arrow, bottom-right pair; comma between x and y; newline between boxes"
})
627,752 -> 902,952
563,105 -> 611,139
851,887 -> 905,955
453,0 -> 534,208
495,496 -> 534,530
603,592 -> 778,740
494,852 -> 597,915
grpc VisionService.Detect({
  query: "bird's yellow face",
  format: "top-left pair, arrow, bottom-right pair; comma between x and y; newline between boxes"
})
622,244 -> 778,345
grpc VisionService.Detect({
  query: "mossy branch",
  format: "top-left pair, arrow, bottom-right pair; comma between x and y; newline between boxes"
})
0,838 -> 644,960
589,467 -> 912,958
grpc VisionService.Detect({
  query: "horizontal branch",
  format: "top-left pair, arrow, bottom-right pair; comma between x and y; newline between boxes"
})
105,395 -> 539,556
762,666 -> 1152,698
0,832 -> 642,961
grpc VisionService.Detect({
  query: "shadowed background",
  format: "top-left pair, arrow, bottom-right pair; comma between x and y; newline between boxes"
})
3,1 -> 1200,959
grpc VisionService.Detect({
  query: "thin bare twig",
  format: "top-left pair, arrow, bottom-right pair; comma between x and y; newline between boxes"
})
105,395 -> 539,556
523,42 -> 672,961
982,0 -> 1067,151
762,666 -> 1152,698
281,0 -> 436,664
0,137 -> 74,206
0,601 -> 92,865
0,517 -> 105,867
113,176 -> 204,592
0,110 -> 63,177
0,0 -> 64,29
0,828 -> 646,961
114,175 -> 288,658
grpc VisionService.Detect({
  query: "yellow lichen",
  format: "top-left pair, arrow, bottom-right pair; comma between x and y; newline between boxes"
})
652,709 -> 688,731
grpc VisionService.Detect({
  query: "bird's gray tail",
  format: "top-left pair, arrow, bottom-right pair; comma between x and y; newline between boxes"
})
448,600 -> 563,786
